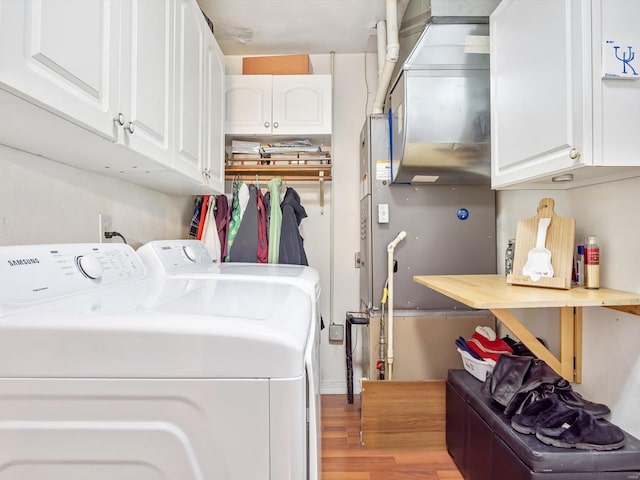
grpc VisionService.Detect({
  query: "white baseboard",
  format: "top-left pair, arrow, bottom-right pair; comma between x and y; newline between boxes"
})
320,379 -> 363,395
320,381 -> 346,394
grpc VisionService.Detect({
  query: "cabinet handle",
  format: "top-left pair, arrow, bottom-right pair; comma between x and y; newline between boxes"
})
115,112 -> 126,126
264,121 -> 270,128
273,122 -> 279,129
125,122 -> 135,134
569,148 -> 580,160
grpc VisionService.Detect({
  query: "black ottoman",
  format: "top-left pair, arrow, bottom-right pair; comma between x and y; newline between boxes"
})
446,369 -> 640,479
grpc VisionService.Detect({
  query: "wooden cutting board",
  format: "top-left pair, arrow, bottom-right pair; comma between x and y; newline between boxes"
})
507,198 -> 575,289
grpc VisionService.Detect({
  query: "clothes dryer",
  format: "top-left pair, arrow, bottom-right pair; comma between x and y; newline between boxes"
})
137,239 -> 322,480
137,239 -> 320,301
0,243 -> 314,480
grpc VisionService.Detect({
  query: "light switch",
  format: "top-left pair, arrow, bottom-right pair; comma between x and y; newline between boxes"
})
378,204 -> 389,223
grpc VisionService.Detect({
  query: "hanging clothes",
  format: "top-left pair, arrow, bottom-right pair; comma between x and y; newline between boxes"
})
264,190 -> 271,241
279,187 -> 309,265
229,184 -> 259,262
238,181 -> 250,218
201,196 -> 221,262
267,178 -> 283,264
256,188 -> 268,263
215,194 -> 230,261
196,195 -> 210,240
188,196 -> 203,239
226,181 -> 249,261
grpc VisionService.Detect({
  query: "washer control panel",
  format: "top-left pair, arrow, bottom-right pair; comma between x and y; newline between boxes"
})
0,243 -> 146,307
137,240 -> 215,275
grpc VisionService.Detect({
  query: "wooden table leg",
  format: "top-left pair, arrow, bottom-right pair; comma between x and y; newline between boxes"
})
558,307 -> 575,381
573,307 -> 583,383
491,308 -> 562,380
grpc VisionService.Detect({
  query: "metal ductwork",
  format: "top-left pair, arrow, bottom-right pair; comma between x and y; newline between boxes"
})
387,0 -> 500,185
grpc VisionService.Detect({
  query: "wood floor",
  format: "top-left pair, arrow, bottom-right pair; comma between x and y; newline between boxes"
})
321,394 -> 463,479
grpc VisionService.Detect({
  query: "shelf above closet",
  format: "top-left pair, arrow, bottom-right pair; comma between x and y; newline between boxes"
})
225,155 -> 332,182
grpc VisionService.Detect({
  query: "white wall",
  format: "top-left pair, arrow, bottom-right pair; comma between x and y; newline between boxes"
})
497,178 -> 640,437
0,144 -> 193,247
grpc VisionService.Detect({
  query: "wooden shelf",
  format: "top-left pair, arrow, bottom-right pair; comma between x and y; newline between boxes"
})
413,274 -> 640,383
225,155 -> 331,182
413,274 -> 640,310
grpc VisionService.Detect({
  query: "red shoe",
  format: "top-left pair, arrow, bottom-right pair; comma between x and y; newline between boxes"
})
466,326 -> 513,361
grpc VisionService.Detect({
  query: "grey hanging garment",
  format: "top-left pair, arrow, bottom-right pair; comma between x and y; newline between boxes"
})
229,184 -> 259,262
279,187 -> 308,265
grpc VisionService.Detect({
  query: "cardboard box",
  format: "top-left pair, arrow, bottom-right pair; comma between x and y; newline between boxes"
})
243,54 -> 310,75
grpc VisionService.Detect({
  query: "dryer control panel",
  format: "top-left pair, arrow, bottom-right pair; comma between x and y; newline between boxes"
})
137,240 -> 216,276
0,243 -> 146,307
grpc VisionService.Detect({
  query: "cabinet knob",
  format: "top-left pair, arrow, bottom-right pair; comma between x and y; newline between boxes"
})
273,122 -> 279,129
125,122 -> 135,134
115,112 -> 126,126
264,121 -> 270,128
569,148 -> 580,160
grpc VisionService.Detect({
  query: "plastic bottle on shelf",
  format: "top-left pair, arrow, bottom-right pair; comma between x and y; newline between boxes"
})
575,245 -> 585,286
584,236 -> 600,289
505,239 -> 516,276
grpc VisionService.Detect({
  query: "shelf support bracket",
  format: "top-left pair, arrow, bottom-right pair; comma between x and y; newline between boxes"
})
490,306 -> 581,383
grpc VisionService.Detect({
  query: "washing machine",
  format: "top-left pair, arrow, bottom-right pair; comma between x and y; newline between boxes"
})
137,239 -> 322,479
0,242 -> 315,480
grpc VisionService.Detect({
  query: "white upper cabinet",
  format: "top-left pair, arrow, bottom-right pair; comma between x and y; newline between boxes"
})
225,74 -> 332,135
490,0 -> 640,189
0,0 -> 225,194
118,0 -> 174,166
0,0 -> 120,140
203,29 -> 226,194
225,75 -> 272,134
272,75 -> 332,135
173,0 -> 205,181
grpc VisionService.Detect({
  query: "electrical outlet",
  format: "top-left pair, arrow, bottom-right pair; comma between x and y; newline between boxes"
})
329,324 -> 344,343
378,203 -> 389,223
98,214 -> 112,243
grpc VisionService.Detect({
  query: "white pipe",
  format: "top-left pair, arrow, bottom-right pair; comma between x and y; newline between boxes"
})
371,0 -> 408,115
386,230 -> 407,380
376,20 -> 387,78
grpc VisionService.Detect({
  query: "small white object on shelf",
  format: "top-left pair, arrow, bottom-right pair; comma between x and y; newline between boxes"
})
457,348 -> 494,382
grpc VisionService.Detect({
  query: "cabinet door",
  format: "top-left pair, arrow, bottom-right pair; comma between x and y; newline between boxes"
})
490,0 -> 589,188
173,0 -> 205,181
272,75 -> 332,134
118,0 -> 174,167
0,0 -> 119,140
225,75 -> 272,134
595,0 -> 640,168
467,407 -> 493,480
203,31 -> 226,193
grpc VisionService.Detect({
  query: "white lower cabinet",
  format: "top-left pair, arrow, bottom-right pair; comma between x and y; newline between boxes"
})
0,0 -> 224,194
490,0 -> 640,189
